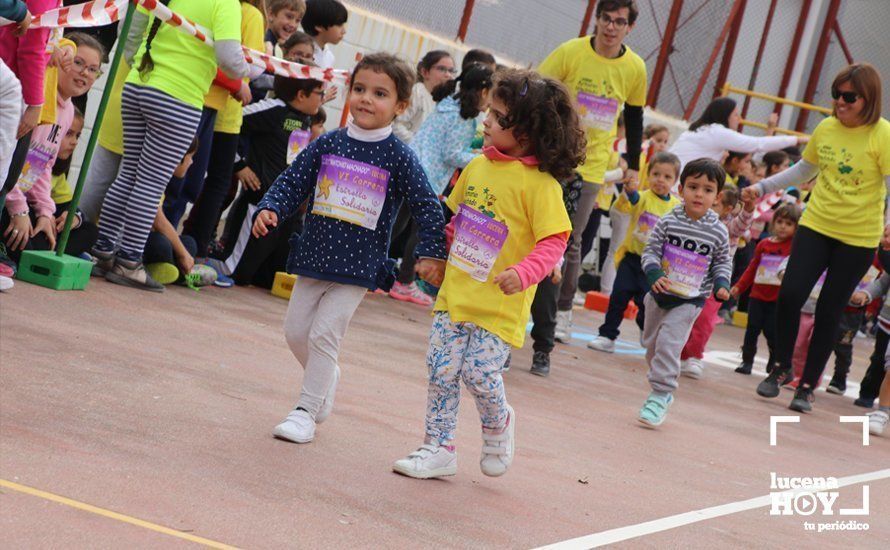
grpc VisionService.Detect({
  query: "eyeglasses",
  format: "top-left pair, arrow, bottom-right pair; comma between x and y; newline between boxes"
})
599,13 -> 629,29
831,89 -> 860,103
72,57 -> 103,78
433,65 -> 457,75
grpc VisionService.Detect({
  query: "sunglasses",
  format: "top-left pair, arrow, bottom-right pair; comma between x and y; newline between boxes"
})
831,89 -> 860,103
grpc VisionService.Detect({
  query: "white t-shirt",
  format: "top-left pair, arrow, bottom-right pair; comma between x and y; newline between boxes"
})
392,82 -> 434,143
313,41 -> 335,69
669,123 -> 797,172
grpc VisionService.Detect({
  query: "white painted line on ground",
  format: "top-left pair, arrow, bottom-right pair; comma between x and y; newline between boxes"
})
534,468 -> 890,549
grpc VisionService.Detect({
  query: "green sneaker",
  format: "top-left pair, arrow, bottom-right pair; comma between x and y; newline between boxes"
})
638,392 -> 673,428
145,262 -> 180,285
182,264 -> 217,290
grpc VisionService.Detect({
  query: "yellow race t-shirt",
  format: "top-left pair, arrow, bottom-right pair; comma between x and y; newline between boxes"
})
436,156 -> 572,347
538,38 -> 647,185
51,173 -> 73,204
126,0 -> 242,109
215,2 -> 266,134
97,60 -> 131,156
800,117 -> 890,248
614,190 -> 680,264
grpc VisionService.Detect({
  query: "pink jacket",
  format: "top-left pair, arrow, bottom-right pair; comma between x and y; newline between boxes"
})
6,94 -> 73,218
0,0 -> 58,106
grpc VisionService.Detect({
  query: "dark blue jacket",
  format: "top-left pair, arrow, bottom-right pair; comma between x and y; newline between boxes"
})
257,128 -> 447,290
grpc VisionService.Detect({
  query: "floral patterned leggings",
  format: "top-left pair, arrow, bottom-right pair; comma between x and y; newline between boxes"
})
425,311 -> 511,445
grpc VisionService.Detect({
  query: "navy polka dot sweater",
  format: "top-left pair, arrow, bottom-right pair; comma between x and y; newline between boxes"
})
257,128 -> 447,290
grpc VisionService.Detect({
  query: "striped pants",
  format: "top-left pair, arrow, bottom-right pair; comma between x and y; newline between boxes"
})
94,84 -> 201,261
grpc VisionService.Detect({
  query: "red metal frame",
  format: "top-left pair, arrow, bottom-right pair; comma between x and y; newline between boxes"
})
796,0 -> 842,131
775,0 -> 812,116
713,0 -> 747,99
833,20 -> 854,64
647,0 -> 684,108
684,0 -> 744,120
741,0 -> 777,118
456,0 -> 476,42
579,0 -> 596,37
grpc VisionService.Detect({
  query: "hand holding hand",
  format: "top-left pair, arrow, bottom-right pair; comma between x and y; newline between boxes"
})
494,268 -> 522,295
741,185 -> 762,203
730,286 -> 740,299
650,276 -> 671,294
415,258 -> 445,287
850,291 -> 870,307
251,209 -> 278,238
716,287 -> 731,301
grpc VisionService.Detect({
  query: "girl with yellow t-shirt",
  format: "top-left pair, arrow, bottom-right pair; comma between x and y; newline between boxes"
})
393,71 -> 584,480
744,63 -> 890,413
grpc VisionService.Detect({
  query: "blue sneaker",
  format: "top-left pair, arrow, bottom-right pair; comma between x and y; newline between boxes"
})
638,392 -> 674,428
213,273 -> 235,288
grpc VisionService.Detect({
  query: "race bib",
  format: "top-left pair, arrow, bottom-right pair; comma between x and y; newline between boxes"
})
17,146 -> 54,193
856,266 -> 880,292
754,254 -> 785,286
448,204 -> 508,282
661,243 -> 709,298
286,129 -> 311,165
311,155 -> 389,230
632,211 -> 659,245
577,91 -> 619,132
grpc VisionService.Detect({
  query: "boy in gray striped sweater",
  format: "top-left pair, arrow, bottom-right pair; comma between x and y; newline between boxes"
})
638,158 -> 733,427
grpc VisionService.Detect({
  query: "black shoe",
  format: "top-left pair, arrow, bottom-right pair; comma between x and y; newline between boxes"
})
756,365 -> 792,398
765,360 -> 775,374
789,385 -> 815,413
826,378 -> 846,395
735,362 -> 753,375
530,351 -> 550,377
502,353 -> 511,373
854,397 -> 876,408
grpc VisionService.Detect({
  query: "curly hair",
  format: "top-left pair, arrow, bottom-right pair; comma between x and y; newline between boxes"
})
492,69 -> 586,181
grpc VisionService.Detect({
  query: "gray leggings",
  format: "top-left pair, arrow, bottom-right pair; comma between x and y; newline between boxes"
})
78,144 -> 122,224
284,276 -> 367,418
558,181 -> 600,311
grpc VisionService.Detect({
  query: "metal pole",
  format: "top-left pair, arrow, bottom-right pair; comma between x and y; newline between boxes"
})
647,0 -> 684,108
579,0 -> 596,37
833,19 -> 854,64
713,0 -> 746,99
456,0 -> 475,42
742,0 -> 777,118
775,0 -> 812,117
683,0 -> 744,120
56,0 -> 136,257
796,0 -> 842,132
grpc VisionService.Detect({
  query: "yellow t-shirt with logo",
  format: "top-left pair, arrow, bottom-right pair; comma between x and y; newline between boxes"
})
126,0 -> 242,109
538,38 -> 647,185
800,117 -> 890,248
436,156 -> 572,347
215,2 -> 266,134
614,190 -> 680,264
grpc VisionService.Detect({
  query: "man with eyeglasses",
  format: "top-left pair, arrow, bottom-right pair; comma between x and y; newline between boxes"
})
529,0 -> 646,374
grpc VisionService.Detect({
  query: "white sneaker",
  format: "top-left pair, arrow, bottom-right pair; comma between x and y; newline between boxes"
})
868,410 -> 888,436
315,365 -> 340,424
480,404 -> 515,477
0,275 -> 13,292
572,291 -> 587,306
681,357 -> 704,379
272,409 -> 315,443
587,335 -> 615,353
555,310 -> 573,343
392,444 -> 457,479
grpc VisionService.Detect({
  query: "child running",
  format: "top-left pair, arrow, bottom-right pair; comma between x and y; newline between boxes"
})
587,152 -> 681,353
252,53 -> 447,444
392,70 -> 585,479
730,203 -> 800,374
638,158 -> 732,428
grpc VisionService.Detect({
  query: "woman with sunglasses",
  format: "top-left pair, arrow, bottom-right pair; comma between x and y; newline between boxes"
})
393,50 -> 456,144
742,63 -> 890,413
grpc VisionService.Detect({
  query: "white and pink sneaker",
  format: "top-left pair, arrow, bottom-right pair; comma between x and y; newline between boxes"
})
389,281 -> 433,306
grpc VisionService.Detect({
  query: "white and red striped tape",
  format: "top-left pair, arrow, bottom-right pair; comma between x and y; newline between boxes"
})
1,0 -> 350,86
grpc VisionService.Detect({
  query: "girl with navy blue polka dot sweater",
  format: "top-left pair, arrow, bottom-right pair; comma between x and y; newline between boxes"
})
253,53 -> 448,444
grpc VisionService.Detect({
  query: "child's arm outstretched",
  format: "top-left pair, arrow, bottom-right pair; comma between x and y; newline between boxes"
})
730,240 -> 764,298
641,216 -> 670,293
852,272 -> 890,306
252,140 -> 321,237
710,227 -> 732,301
400,159 -> 448,286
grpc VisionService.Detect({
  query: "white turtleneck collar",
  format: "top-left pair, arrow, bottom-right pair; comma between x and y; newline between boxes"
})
346,119 -> 393,142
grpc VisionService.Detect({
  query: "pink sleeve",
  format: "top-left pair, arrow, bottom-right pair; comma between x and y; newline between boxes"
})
4,186 -> 28,216
728,208 -> 754,240
509,232 -> 570,290
9,0 -> 56,105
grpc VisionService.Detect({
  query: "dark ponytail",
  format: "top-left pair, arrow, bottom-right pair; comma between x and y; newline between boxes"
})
431,63 -> 493,120
138,1 -> 172,80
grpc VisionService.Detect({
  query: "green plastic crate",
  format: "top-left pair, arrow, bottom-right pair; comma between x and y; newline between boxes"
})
17,250 -> 91,290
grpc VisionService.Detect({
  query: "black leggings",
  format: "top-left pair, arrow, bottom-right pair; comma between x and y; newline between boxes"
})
775,226 -> 874,387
